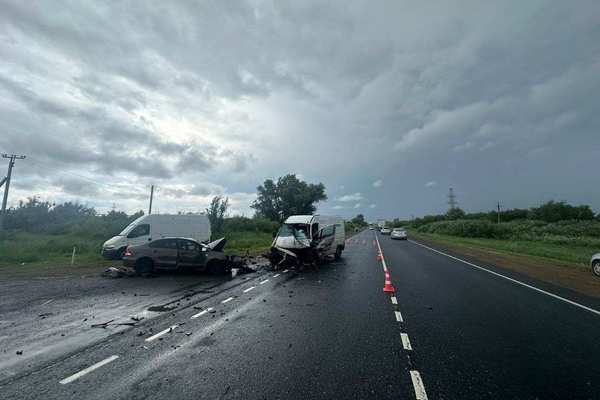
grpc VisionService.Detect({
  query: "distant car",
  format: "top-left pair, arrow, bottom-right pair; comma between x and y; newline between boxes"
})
592,253 -> 600,277
380,227 -> 391,235
391,228 -> 407,240
122,237 -> 228,275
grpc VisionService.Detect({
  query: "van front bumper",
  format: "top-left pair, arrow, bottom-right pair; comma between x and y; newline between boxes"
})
101,247 -> 123,260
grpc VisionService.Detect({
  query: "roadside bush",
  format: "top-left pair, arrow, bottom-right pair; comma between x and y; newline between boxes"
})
416,218 -> 600,244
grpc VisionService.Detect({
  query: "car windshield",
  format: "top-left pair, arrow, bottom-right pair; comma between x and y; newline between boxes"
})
277,224 -> 309,241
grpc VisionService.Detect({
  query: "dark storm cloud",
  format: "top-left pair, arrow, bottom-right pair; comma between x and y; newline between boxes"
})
0,0 -> 598,216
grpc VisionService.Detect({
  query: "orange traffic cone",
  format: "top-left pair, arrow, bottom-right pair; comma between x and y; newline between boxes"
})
383,271 -> 395,293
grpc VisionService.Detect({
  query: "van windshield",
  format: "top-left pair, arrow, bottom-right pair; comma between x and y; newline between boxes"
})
118,216 -> 146,236
277,224 -> 309,241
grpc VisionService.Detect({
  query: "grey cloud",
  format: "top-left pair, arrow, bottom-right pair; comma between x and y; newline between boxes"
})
1,1 -> 599,218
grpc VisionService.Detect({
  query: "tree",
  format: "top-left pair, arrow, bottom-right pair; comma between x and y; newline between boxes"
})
206,196 -> 229,234
446,207 -> 466,220
350,214 -> 367,227
251,174 -> 327,222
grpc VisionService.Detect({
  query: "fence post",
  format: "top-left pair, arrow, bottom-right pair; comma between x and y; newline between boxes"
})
71,246 -> 76,266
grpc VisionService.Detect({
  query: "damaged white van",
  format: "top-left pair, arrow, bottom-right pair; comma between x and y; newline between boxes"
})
101,214 -> 211,259
269,215 -> 345,268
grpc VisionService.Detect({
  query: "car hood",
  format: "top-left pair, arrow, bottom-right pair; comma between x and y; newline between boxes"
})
207,237 -> 227,252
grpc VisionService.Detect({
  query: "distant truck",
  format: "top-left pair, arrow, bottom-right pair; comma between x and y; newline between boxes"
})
101,214 -> 211,260
377,219 -> 387,229
269,215 -> 345,268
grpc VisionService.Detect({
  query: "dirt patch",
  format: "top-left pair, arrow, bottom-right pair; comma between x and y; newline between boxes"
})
414,237 -> 600,300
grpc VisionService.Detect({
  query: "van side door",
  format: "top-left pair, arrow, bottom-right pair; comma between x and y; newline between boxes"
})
316,225 -> 336,254
177,239 -> 206,269
148,239 -> 179,269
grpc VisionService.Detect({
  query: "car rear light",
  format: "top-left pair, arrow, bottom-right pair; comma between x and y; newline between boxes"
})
124,247 -> 133,257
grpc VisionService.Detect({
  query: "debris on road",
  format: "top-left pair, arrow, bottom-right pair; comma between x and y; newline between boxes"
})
148,304 -> 177,312
16,350 -> 23,355
101,266 -> 136,278
91,319 -> 115,329
38,312 -> 53,319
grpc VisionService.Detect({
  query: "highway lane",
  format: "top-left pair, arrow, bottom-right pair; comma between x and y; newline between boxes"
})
4,229 -> 597,399
378,233 -> 600,399
0,230 -> 418,400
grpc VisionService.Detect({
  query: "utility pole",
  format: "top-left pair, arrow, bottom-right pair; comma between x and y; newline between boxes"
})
148,185 -> 154,215
0,153 -> 26,229
497,201 -> 502,224
448,187 -> 458,210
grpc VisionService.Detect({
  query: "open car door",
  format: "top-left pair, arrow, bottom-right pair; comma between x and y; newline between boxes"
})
315,224 -> 336,253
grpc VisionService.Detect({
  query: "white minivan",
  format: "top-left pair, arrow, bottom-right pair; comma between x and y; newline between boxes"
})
272,214 -> 346,262
101,214 -> 211,259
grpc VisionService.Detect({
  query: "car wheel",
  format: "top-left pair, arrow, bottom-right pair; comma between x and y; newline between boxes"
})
334,246 -> 343,260
593,261 -> 600,277
135,258 -> 154,276
207,260 -> 226,275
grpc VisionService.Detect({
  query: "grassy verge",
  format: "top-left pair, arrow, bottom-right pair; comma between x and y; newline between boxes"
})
221,231 -> 273,256
0,230 -> 274,270
408,230 -> 594,268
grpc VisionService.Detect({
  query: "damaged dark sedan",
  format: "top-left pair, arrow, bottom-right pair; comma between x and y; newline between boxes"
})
122,237 -> 228,275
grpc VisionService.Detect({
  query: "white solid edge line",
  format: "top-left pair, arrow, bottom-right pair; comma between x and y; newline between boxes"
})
259,279 -> 269,284
409,240 -> 600,317
145,325 -> 178,342
395,311 -> 403,322
59,355 -> 119,384
221,296 -> 234,304
401,333 -> 412,350
391,296 -> 398,305
410,370 -> 429,400
191,307 -> 213,319
243,286 -> 255,293
273,273 -> 280,278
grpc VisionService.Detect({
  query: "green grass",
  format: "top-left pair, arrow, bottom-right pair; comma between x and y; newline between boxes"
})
409,230 -> 596,267
0,231 -> 104,267
0,230 -> 274,268
220,231 -> 273,256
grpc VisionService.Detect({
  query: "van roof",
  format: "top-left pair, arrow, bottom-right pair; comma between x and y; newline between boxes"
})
284,215 -> 315,224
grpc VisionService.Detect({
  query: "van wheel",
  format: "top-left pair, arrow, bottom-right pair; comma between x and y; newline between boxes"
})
593,261 -> 600,277
334,246 -> 343,260
135,258 -> 154,276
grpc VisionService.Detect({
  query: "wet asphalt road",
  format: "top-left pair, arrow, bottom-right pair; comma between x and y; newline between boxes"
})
1,229 -> 600,399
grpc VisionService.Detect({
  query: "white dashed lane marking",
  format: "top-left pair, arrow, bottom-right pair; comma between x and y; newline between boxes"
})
410,370 -> 429,400
221,296 -> 234,304
391,296 -> 398,305
395,311 -> 404,323
191,308 -> 213,319
273,273 -> 280,278
145,325 -> 178,342
243,286 -> 255,293
59,355 -> 119,384
401,333 -> 412,350
259,279 -> 269,285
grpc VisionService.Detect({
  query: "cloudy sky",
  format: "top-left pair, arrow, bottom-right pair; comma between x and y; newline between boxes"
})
1,1 -> 599,219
